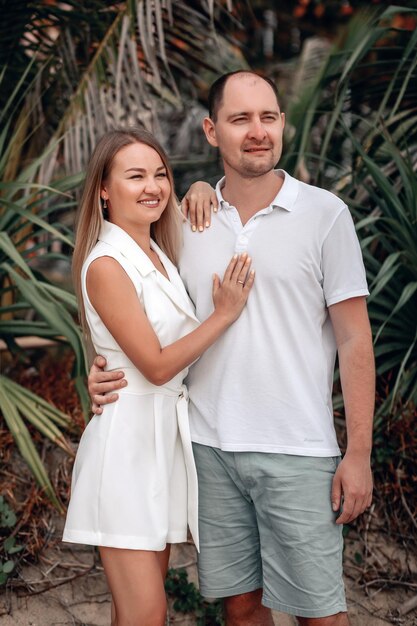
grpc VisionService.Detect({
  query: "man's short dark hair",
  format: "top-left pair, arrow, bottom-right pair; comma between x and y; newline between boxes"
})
208,70 -> 280,122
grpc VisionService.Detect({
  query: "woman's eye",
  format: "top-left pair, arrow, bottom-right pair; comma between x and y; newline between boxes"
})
156,172 -> 167,178
129,175 -> 143,179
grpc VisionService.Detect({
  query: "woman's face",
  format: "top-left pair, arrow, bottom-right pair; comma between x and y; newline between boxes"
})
101,142 -> 171,231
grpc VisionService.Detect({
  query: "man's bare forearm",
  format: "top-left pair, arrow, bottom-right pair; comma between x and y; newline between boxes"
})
338,332 -> 375,456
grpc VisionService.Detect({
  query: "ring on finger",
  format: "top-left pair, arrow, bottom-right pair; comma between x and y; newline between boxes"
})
237,280 -> 244,284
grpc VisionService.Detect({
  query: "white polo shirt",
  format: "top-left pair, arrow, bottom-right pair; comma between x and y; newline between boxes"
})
179,170 -> 369,456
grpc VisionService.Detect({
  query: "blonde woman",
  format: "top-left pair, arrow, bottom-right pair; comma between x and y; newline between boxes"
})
63,128 -> 254,626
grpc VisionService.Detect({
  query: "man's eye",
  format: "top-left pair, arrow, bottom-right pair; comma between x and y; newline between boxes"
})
262,115 -> 277,122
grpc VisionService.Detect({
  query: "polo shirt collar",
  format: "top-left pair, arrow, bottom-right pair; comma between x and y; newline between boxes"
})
215,169 -> 299,213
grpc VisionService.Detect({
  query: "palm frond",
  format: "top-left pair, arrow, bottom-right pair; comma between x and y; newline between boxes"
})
282,5 -> 417,415
0,376 -> 67,512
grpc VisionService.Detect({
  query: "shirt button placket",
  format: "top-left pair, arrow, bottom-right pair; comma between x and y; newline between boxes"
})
236,232 -> 248,254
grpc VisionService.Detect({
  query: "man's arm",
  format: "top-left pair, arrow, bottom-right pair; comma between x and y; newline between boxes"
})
88,356 -> 127,415
328,296 -> 375,525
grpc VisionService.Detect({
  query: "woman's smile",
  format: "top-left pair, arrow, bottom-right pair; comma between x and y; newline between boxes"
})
138,198 -> 161,207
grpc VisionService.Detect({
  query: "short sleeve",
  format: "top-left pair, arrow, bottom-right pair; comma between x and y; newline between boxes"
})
322,206 -> 369,307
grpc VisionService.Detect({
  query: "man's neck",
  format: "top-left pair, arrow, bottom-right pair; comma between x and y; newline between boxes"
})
221,169 -> 284,223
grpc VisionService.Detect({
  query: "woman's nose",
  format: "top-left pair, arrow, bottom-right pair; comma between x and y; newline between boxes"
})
144,177 -> 161,193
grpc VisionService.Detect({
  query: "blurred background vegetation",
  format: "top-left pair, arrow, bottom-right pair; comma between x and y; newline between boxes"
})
0,0 -> 416,601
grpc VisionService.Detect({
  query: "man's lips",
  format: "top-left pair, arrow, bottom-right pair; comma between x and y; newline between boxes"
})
243,146 -> 272,153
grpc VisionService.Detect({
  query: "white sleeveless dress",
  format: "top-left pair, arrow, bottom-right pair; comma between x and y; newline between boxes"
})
63,220 -> 200,551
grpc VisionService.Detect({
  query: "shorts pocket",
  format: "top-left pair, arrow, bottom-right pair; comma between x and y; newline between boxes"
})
331,455 -> 341,472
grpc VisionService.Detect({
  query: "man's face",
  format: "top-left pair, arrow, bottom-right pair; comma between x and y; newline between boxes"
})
204,75 -> 285,179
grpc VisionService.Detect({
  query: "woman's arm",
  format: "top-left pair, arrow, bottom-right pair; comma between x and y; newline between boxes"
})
87,253 -> 253,387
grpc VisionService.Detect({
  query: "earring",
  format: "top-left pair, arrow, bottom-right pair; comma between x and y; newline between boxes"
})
103,198 -> 108,209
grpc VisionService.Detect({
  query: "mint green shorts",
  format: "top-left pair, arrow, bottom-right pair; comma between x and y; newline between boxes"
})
192,444 -> 347,618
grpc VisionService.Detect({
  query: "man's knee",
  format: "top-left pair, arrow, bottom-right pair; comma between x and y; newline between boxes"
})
224,589 -> 273,625
297,612 -> 349,626
224,589 -> 262,618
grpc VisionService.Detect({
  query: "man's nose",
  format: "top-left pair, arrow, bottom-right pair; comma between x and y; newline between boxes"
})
247,119 -> 267,141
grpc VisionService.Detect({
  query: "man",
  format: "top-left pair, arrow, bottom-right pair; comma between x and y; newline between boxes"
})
88,71 -> 374,625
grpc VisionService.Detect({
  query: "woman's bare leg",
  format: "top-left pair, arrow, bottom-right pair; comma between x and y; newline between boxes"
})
100,546 -> 169,626
156,544 -> 171,578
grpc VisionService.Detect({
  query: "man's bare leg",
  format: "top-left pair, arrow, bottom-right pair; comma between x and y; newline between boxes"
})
224,589 -> 274,626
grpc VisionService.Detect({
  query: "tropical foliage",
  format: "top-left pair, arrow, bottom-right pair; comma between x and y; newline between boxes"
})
281,5 -> 417,418
0,495 -> 24,585
0,65 -> 87,509
2,1 -> 246,181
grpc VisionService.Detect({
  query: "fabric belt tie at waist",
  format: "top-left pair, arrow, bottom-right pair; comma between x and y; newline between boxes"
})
148,383 -> 199,551
175,386 -> 199,551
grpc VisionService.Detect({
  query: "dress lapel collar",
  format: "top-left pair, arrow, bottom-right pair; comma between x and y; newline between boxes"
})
99,221 -> 198,321
150,239 -> 199,321
99,221 -> 155,276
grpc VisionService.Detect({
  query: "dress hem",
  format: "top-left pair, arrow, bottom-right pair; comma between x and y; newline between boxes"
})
62,529 -> 187,550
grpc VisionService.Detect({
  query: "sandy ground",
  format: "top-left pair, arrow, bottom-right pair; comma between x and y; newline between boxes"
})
0,519 -> 416,626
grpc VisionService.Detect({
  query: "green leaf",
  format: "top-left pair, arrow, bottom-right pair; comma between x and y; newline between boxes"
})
5,378 -> 73,429
0,200 -> 74,247
0,232 -> 37,280
0,378 -> 63,512
6,545 -> 24,555
2,561 -> 15,574
0,510 -> 16,529
3,537 -> 23,554
3,264 -> 87,383
9,388 -> 74,456
3,537 -> 15,552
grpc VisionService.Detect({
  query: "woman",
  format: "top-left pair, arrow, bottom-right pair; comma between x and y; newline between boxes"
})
63,127 -> 254,626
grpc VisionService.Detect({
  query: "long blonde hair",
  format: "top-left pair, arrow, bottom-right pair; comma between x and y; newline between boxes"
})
72,127 -> 181,337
